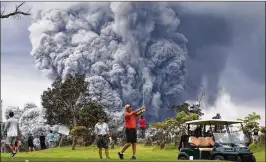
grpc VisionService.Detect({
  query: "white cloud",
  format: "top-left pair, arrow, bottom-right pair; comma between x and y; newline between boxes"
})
201,89 -> 265,126
1,58 -> 51,121
187,88 -> 265,126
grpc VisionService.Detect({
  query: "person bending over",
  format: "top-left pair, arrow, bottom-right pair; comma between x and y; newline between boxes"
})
118,104 -> 145,160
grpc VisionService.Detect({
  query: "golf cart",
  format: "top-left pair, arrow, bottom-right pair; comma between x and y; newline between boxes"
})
177,119 -> 256,162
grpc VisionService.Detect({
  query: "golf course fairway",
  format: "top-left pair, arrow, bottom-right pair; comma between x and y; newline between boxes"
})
1,144 -> 265,162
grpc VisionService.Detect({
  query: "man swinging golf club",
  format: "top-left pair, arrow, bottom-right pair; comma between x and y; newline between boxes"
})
3,111 -> 21,158
118,104 -> 146,160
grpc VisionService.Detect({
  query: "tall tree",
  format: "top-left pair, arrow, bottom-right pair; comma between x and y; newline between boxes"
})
41,74 -> 88,128
238,112 -> 261,146
41,74 -> 88,150
41,74 -> 108,150
212,113 -> 224,132
151,111 -> 199,149
169,103 -> 190,114
189,90 -> 205,116
212,113 -> 222,119
169,90 -> 205,117
1,2 -> 31,19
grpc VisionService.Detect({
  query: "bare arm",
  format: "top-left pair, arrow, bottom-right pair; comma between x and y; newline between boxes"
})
127,106 -> 145,117
3,121 -> 10,135
136,109 -> 145,116
106,124 -> 110,136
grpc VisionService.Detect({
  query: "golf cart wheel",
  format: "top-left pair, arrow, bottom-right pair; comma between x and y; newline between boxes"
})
178,156 -> 188,160
213,155 -> 225,160
251,155 -> 256,162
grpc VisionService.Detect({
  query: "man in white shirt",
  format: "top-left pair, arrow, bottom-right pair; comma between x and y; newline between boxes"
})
3,111 -> 21,158
94,117 -> 111,159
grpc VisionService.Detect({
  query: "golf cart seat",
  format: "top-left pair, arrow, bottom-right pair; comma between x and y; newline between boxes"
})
198,137 -> 213,151
188,136 -> 213,151
206,137 -> 215,146
188,136 -> 198,147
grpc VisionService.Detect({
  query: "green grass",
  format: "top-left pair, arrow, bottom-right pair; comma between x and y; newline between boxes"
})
1,143 -> 265,162
249,142 -> 265,161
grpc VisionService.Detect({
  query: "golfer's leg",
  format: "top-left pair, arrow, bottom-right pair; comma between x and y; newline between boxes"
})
104,137 -> 110,158
99,148 -> 102,158
6,137 -> 13,152
121,143 -> 131,153
12,141 -> 17,154
12,138 -> 17,153
105,148 -> 109,158
132,143 -> 136,156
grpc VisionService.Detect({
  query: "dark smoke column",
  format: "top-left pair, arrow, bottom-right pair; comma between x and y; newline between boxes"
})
28,2 -> 188,121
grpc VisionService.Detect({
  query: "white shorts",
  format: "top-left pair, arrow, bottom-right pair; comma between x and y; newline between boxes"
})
5,136 -> 17,145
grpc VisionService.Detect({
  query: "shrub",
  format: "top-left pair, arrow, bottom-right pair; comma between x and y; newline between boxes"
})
70,126 -> 87,137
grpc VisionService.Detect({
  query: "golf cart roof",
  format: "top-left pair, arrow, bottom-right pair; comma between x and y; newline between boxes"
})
185,119 -> 243,125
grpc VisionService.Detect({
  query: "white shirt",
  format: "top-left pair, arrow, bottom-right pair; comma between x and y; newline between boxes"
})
94,122 -> 109,135
4,117 -> 19,137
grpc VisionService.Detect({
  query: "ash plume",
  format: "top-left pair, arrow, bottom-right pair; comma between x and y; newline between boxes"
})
29,2 -> 188,120
28,2 -> 264,121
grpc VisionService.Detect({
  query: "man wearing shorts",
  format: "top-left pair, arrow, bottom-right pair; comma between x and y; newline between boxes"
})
94,117 -> 111,159
3,111 -> 21,158
118,104 -> 145,160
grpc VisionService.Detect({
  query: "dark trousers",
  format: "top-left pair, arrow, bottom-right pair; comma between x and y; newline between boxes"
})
40,141 -> 46,150
139,128 -> 146,138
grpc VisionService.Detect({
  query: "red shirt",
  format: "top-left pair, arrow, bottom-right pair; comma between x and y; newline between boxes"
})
138,118 -> 146,128
124,112 -> 136,128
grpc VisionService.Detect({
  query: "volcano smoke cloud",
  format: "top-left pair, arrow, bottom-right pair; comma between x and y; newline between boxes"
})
28,2 -> 265,121
29,2 -> 188,119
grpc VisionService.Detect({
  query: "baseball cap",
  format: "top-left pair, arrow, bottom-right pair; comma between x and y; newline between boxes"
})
124,104 -> 131,110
